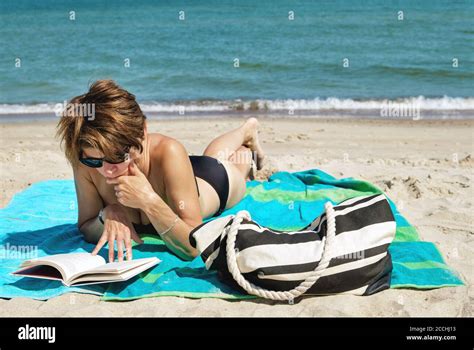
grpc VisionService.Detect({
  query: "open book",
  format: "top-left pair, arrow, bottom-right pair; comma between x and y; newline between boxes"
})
12,253 -> 160,287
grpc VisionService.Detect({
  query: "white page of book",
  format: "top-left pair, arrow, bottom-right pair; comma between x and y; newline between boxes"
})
69,259 -> 160,286
23,253 -> 105,280
86,257 -> 160,274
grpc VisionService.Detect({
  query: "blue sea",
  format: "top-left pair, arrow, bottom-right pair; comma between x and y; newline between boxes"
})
0,0 -> 473,120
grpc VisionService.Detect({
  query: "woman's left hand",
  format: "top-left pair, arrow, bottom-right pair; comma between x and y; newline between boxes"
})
106,161 -> 158,209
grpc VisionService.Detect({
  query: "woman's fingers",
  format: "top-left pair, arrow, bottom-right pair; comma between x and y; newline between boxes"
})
91,234 -> 108,256
108,236 -> 115,263
127,225 -> 142,260
106,178 -> 120,185
89,209 -> 141,262
130,227 -> 144,244
117,238 -> 124,262
125,237 -> 132,261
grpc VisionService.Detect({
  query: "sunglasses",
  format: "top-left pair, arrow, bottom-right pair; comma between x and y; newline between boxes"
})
79,147 -> 131,168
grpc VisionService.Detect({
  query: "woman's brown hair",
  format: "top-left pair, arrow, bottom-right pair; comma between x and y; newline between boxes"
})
56,80 -> 146,167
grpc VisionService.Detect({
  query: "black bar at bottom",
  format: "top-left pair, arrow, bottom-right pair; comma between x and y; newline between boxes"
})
0,317 -> 471,348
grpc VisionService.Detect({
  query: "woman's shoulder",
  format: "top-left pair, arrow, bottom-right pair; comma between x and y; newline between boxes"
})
147,133 -> 191,197
148,133 -> 189,162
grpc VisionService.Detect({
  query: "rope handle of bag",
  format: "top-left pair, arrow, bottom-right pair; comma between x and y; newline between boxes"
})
225,202 -> 336,301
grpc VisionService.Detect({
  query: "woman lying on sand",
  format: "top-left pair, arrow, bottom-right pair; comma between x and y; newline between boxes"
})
56,80 -> 265,262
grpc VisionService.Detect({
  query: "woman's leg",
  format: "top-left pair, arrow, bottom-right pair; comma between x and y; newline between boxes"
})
203,117 -> 265,172
201,118 -> 266,213
228,145 -> 253,179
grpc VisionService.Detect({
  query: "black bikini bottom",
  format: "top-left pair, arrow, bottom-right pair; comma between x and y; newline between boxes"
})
132,155 -> 230,235
189,155 -> 229,217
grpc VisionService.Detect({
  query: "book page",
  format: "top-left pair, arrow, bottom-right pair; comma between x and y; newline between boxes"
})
69,258 -> 160,286
12,265 -> 64,281
19,253 -> 105,281
86,257 -> 160,274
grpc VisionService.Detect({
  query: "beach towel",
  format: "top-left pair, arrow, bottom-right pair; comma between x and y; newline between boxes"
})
0,169 -> 463,301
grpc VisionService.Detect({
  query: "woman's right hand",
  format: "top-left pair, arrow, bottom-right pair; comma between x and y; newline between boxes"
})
91,204 -> 144,262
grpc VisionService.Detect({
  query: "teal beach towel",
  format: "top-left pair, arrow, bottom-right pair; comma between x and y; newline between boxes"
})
0,169 -> 463,301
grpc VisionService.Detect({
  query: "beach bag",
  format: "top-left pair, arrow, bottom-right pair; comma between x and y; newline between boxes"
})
189,193 -> 396,300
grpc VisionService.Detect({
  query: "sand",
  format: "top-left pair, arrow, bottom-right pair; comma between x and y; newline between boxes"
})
0,116 -> 472,316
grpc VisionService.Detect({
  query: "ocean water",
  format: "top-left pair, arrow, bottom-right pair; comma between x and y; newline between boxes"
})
0,0 -> 473,119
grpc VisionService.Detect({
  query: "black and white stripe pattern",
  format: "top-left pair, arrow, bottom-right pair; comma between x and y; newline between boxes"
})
189,193 -> 396,296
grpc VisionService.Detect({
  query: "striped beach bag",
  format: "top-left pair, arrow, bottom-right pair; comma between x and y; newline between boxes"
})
189,193 -> 396,300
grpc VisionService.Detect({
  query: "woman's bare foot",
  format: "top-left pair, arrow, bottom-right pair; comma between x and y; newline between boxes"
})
242,117 -> 265,170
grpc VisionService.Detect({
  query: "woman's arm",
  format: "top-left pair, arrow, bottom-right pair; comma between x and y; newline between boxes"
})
142,194 -> 199,260
74,165 -> 104,243
142,139 -> 202,260
74,165 -> 143,262
105,139 -> 203,260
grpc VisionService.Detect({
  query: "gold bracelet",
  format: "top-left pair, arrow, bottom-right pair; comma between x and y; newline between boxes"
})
160,215 -> 179,236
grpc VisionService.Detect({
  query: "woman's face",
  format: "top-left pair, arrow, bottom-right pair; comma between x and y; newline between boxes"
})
81,147 -> 132,179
